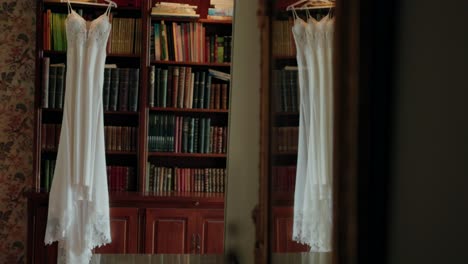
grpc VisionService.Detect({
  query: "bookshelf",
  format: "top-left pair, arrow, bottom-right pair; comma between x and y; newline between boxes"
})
29,0 -> 232,262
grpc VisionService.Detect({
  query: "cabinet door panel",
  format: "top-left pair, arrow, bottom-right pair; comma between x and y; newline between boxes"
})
198,210 -> 224,254
272,207 -> 310,252
145,209 -> 195,254
94,207 -> 138,254
32,207 -> 57,264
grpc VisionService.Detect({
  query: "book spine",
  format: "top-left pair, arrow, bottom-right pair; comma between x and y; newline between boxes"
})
172,67 -> 179,107
149,66 -> 155,107
103,68 -> 111,111
42,58 -> 50,108
184,67 -> 192,108
110,68 -> 120,111
166,67 -> 173,107
129,68 -> 139,112
205,118 -> 211,153
221,83 -> 228,110
178,66 -> 186,108
161,69 -> 168,108
119,68 -> 130,111
204,75 -> 211,109
193,72 -> 199,109
199,72 -> 206,109
48,65 -> 57,109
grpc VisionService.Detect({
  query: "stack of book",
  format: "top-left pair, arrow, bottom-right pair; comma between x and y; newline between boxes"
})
148,67 -> 229,109
42,159 -> 56,192
150,21 -> 232,63
146,165 -> 226,193
103,65 -> 140,112
41,124 -> 61,151
272,166 -> 296,192
109,17 -> 142,54
42,10 -> 67,51
273,67 -> 299,112
148,115 -> 228,154
272,19 -> 296,57
104,126 -> 137,152
41,58 -> 66,109
151,2 -> 199,18
272,126 -> 298,153
208,0 -> 233,20
107,165 -> 136,191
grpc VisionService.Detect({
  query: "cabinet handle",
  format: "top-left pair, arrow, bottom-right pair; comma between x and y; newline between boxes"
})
191,234 -> 197,253
196,233 -> 201,254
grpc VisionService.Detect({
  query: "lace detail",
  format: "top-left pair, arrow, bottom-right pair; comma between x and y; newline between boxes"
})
45,212 -> 111,264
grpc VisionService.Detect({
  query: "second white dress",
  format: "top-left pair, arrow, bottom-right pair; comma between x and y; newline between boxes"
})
292,12 -> 334,252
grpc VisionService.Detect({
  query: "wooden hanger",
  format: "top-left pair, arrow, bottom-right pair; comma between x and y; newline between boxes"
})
286,0 -> 335,11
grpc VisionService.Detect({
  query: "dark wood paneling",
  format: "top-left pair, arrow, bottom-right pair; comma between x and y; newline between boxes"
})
145,208 -> 195,254
32,207 -> 57,264
198,210 -> 224,254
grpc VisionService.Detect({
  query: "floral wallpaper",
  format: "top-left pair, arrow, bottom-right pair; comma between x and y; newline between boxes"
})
0,0 -> 35,263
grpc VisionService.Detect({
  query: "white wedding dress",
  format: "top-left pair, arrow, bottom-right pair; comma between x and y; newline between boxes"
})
44,1 -> 112,263
291,11 -> 334,252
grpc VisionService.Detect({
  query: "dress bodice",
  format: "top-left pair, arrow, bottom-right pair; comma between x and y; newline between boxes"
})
66,11 -> 111,46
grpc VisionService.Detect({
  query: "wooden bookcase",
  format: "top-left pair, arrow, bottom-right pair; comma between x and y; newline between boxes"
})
28,0 -> 231,262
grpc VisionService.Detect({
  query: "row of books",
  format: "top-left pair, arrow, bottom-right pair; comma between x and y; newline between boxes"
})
42,9 -> 141,54
107,166 -> 136,192
41,159 -> 56,192
272,126 -> 299,153
273,68 -> 299,113
148,66 -> 229,109
103,66 -> 140,112
146,165 -> 226,193
272,166 -> 296,192
104,126 -> 137,152
109,17 -> 142,55
150,21 -> 232,63
41,58 -> 65,109
272,19 -> 296,57
148,115 -> 228,154
41,124 -> 136,152
42,159 -> 136,192
42,10 -> 67,51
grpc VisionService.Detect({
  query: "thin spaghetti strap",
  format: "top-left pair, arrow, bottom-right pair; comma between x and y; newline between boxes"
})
291,7 -> 299,21
105,2 -> 113,16
305,8 -> 312,20
67,0 -> 72,14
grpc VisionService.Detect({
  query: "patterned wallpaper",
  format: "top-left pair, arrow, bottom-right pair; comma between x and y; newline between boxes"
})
0,0 -> 35,263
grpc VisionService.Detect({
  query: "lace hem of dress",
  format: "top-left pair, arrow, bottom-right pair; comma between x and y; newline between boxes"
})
45,213 -> 111,264
292,210 -> 332,252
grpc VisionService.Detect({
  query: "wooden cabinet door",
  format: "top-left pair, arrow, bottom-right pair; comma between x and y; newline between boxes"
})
145,208 -> 196,254
94,207 -> 138,254
31,207 -> 57,264
272,207 -> 310,253
198,209 -> 225,254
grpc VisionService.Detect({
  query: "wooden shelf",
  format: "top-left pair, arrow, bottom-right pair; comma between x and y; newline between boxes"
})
149,107 -> 228,114
148,152 -> 227,158
106,151 -> 137,155
42,50 -> 141,59
199,18 -> 232,24
41,108 -> 139,116
151,60 -> 231,67
272,151 -> 297,156
275,111 -> 299,116
273,55 -> 297,60
41,149 -> 137,155
27,191 -> 225,205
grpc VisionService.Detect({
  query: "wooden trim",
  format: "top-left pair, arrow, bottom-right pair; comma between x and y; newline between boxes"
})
332,0 -> 361,263
256,0 -> 270,263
